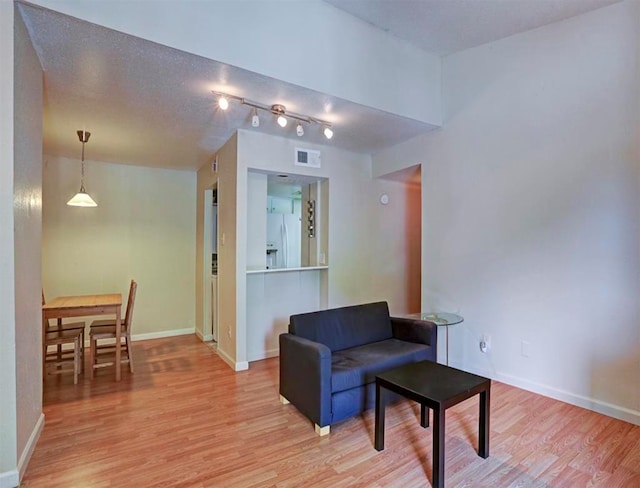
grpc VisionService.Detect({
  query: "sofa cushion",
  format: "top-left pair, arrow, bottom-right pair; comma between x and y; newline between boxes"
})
289,302 -> 393,352
331,338 -> 432,393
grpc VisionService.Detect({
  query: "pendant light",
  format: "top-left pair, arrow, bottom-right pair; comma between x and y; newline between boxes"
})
67,130 -> 97,207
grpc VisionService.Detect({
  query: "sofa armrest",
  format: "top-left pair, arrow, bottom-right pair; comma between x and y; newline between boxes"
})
390,317 -> 437,348
279,333 -> 333,427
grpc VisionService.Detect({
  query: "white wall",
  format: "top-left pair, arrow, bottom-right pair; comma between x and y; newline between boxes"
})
13,6 -> 44,481
233,130 -> 420,364
43,156 -> 197,338
26,0 -> 441,125
246,270 -> 321,361
246,172 -> 267,270
0,4 -> 18,487
373,1 -> 640,424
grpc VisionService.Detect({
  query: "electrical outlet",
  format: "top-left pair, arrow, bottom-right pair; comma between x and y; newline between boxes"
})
480,335 -> 490,353
521,340 -> 531,358
227,326 -> 232,339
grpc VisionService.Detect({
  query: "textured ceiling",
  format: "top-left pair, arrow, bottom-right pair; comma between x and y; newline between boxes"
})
19,1 -> 620,172
20,3 -> 436,171
325,0 -> 621,55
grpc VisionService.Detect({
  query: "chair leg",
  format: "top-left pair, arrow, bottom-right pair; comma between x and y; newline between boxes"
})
78,329 -> 84,374
73,336 -> 80,385
90,337 -> 96,380
126,336 -> 134,373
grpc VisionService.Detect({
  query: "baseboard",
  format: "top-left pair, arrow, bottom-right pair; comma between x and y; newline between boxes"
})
248,348 -> 279,363
131,328 -> 194,342
195,330 -> 214,342
216,347 -> 249,372
0,470 -> 19,488
458,362 -> 640,427
18,413 -> 44,480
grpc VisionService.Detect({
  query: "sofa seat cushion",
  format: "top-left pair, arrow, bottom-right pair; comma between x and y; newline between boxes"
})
331,339 -> 431,394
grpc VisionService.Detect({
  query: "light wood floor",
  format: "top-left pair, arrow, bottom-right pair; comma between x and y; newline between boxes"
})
23,335 -> 640,487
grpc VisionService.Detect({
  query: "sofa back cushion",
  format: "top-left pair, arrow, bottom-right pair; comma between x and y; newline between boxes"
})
289,301 -> 393,352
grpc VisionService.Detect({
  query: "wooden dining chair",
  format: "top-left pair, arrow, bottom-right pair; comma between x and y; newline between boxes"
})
42,290 -> 86,373
89,280 -> 137,379
44,328 -> 83,384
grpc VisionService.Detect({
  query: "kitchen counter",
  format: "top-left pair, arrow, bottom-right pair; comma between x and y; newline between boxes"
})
246,266 -> 328,275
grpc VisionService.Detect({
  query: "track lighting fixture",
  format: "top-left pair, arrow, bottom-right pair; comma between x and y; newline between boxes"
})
211,91 -> 334,140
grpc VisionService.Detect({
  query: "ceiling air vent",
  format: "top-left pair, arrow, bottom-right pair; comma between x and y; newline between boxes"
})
295,148 -> 321,168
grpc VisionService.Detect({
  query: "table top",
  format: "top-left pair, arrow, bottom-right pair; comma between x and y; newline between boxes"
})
376,360 -> 490,405
42,294 -> 122,310
403,312 -> 464,326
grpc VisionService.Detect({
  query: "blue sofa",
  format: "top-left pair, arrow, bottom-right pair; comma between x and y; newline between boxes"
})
279,301 -> 437,435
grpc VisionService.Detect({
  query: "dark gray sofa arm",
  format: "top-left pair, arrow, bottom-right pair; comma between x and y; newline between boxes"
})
390,316 -> 437,348
279,333 -> 332,427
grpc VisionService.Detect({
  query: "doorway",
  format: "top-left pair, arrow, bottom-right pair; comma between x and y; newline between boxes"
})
376,164 -> 421,313
202,186 -> 218,343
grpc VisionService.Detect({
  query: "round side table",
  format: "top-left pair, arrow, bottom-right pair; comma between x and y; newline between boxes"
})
404,312 -> 464,366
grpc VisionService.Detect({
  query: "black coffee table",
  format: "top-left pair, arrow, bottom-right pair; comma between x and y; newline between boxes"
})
374,361 -> 491,488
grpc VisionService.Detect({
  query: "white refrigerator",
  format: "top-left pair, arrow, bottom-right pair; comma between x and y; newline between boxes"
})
266,213 -> 301,269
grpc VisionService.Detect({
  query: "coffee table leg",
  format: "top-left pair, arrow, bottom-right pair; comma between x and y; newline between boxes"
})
375,381 -> 386,451
479,387 -> 490,458
420,403 -> 429,428
433,406 -> 445,488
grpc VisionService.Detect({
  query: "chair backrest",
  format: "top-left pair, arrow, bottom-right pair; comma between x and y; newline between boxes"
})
124,280 -> 138,333
42,289 -> 47,328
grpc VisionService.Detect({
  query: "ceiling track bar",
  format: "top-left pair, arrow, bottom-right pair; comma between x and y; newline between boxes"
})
211,91 -> 332,127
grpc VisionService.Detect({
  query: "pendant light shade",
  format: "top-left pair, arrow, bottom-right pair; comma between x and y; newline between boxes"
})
67,187 -> 97,207
67,130 -> 97,207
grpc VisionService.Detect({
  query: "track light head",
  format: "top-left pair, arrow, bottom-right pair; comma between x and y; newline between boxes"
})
323,127 -> 334,140
271,104 -> 288,128
218,96 -> 229,110
296,123 -> 304,137
251,109 -> 260,127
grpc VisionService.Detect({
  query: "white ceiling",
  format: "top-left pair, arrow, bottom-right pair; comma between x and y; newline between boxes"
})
18,0 -> 620,172
325,0 -> 621,56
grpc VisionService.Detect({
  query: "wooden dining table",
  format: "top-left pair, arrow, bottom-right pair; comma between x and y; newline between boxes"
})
42,293 -> 123,381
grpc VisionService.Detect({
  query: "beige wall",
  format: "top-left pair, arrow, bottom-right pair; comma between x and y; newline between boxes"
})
13,6 -> 44,479
373,1 -> 640,425
43,156 -> 197,337
0,3 -> 18,486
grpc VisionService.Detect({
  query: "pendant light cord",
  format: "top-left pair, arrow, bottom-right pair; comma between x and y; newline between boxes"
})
80,139 -> 86,191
